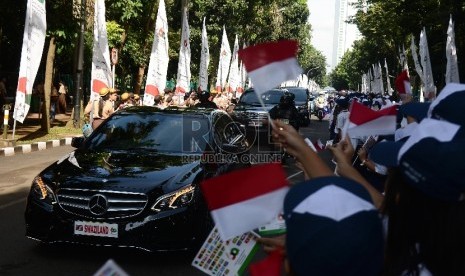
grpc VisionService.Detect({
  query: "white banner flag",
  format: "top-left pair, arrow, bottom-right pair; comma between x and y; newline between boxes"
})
446,15 -> 460,83
144,0 -> 169,106
198,17 -> 209,91
377,62 -> 384,94
90,0 -> 112,101
410,34 -> 424,85
215,27 -> 231,92
227,35 -> 239,92
238,43 -> 248,93
175,7 -> 191,95
384,59 -> 393,95
14,0 -> 46,123
368,68 -> 373,93
419,27 -> 435,100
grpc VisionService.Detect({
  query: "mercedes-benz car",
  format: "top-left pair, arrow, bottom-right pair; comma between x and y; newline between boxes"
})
25,107 -> 249,252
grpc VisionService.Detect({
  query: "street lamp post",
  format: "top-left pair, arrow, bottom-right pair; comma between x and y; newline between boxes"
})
306,66 -> 321,79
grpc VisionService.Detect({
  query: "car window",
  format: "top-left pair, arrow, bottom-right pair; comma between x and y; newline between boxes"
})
212,113 -> 245,146
286,88 -> 308,102
86,113 -> 210,153
239,90 -> 282,105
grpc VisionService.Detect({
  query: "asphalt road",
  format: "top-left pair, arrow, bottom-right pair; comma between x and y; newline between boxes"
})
0,118 -> 331,276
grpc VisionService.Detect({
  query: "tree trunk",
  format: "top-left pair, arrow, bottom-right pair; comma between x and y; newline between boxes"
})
134,66 -> 146,95
42,36 -> 56,133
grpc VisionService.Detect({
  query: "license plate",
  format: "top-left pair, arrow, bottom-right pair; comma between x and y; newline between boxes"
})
74,221 -> 118,238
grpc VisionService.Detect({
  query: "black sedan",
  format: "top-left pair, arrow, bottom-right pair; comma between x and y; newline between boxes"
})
25,107 -> 249,252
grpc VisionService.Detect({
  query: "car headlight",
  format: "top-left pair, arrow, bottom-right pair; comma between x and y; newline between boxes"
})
151,185 -> 195,212
31,176 -> 55,202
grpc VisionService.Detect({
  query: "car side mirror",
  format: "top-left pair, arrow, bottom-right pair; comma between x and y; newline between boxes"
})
71,136 -> 85,148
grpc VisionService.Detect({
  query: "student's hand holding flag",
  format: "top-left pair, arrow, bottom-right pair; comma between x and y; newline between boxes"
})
328,136 -> 383,209
328,136 -> 355,165
270,119 -> 308,157
271,120 -> 333,179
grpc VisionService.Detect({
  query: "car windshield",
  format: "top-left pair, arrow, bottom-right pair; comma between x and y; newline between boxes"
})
286,88 -> 308,102
86,113 -> 210,153
239,90 -> 282,105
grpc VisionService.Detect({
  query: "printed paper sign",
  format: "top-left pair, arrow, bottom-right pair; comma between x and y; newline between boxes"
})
192,227 -> 259,276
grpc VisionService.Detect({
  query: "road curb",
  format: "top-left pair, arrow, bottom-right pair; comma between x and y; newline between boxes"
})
0,137 -> 74,157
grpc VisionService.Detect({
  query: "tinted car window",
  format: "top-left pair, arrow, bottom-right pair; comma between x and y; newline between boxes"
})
286,88 -> 308,102
213,113 -> 245,146
86,113 -> 210,153
239,90 -> 283,105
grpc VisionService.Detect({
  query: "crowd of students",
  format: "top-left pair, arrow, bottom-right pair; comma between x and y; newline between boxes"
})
259,84 -> 465,275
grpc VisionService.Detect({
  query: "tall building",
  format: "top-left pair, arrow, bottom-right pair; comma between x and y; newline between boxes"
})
331,0 -> 360,69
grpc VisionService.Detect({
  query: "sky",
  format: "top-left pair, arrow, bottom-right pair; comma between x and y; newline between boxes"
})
307,0 -> 359,72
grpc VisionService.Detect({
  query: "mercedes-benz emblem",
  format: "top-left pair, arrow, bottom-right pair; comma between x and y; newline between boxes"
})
88,194 -> 108,215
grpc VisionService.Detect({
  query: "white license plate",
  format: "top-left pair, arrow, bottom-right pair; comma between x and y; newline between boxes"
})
74,221 -> 118,238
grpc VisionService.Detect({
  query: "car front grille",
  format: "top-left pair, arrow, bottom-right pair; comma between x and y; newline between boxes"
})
245,111 -> 268,121
56,188 -> 148,220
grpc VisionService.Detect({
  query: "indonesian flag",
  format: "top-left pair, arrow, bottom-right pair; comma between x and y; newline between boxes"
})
238,40 -> 302,95
314,139 -> 325,151
395,70 -> 411,95
201,163 -> 289,241
304,138 -> 325,152
343,101 -> 397,138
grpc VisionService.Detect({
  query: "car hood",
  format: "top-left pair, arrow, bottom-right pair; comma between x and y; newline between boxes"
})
40,150 -> 202,194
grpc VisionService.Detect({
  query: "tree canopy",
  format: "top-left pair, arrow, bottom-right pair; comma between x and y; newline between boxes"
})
330,0 -> 465,92
0,0 -> 328,95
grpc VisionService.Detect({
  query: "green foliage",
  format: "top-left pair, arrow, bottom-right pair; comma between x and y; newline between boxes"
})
1,0 -> 327,93
333,0 -> 465,92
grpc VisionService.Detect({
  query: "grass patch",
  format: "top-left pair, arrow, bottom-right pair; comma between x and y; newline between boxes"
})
15,126 -> 83,145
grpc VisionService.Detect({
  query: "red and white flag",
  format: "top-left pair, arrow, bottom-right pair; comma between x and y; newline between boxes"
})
343,101 -> 397,138
201,163 -> 289,241
314,139 -> 325,151
238,40 -> 302,95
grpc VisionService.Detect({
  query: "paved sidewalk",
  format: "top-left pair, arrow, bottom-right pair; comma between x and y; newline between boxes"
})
0,112 -> 82,157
